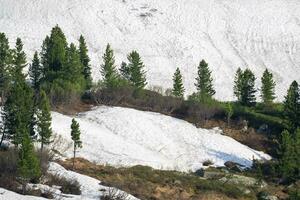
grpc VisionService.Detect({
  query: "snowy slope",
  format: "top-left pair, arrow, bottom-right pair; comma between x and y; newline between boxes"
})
1,0 -> 300,100
51,106 -> 270,171
0,162 -> 138,200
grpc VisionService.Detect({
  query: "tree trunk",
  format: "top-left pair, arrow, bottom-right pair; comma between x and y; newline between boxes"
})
72,145 -> 76,170
0,131 -> 4,147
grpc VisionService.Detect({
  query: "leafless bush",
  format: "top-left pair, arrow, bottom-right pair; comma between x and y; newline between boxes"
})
45,173 -> 81,195
100,187 -> 129,200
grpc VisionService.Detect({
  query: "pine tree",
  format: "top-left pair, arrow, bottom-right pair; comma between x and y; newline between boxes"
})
78,35 -> 92,89
278,130 -> 296,179
12,38 -> 27,82
40,35 -> 50,81
233,68 -> 243,101
100,44 -> 119,88
2,75 -> 34,147
37,90 -> 52,154
240,69 -> 256,106
127,50 -> 147,89
172,68 -> 185,98
120,61 -> 130,81
195,60 -> 215,98
261,69 -> 276,105
71,118 -> 82,169
283,81 -> 300,132
294,128 -> 300,177
18,127 -> 41,193
29,52 -> 42,93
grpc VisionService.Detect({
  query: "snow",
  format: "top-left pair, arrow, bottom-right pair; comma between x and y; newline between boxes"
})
1,0 -> 300,101
51,106 -> 271,172
0,162 -> 138,200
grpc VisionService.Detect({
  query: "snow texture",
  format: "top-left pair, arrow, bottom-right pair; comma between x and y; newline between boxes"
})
0,162 -> 138,200
1,0 -> 300,100
51,106 -> 271,172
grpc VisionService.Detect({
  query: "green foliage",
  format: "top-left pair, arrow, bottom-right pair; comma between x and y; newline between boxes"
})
18,129 -> 41,181
234,68 -> 256,106
172,68 -> 185,98
71,118 -> 82,169
0,33 -> 12,101
195,59 -> 215,98
224,102 -> 233,125
37,90 -> 52,152
12,38 -> 27,82
127,50 -> 147,90
29,52 -> 42,92
78,35 -> 92,89
283,81 -> 300,132
100,44 -> 120,89
261,69 -> 276,105
119,61 -> 130,81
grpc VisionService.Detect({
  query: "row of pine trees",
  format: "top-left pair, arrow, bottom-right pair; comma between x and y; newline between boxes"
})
1,25 -> 300,182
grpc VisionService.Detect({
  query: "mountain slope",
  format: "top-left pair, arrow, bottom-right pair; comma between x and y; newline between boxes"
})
51,106 -> 270,171
1,0 -> 300,100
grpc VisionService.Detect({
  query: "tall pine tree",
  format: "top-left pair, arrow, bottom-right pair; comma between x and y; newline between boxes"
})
37,90 -> 52,154
100,44 -> 119,88
71,118 -> 82,169
127,50 -> 147,90
78,35 -> 92,89
233,68 -> 243,102
261,69 -> 276,105
12,38 -> 27,82
172,68 -> 185,98
283,81 -> 300,132
195,60 -> 215,98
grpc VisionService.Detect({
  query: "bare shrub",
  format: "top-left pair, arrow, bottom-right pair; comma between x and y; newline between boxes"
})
45,173 -> 81,195
100,187 -> 129,200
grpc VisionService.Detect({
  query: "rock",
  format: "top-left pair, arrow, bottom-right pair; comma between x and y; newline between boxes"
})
195,169 -> 224,179
224,161 -> 245,172
257,191 -> 278,200
219,174 -> 267,188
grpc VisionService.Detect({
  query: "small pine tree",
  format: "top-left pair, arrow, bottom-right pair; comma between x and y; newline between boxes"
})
225,102 -> 233,126
100,44 -> 120,88
18,128 -> 41,193
233,68 -> 243,101
283,81 -> 300,132
29,52 -> 42,93
12,38 -> 27,82
37,90 -> 52,154
119,61 -> 130,81
240,69 -> 256,106
261,69 -> 276,105
71,118 -> 82,169
78,35 -> 92,89
195,60 -> 215,98
172,68 -> 185,98
127,51 -> 147,90
278,130 -> 296,179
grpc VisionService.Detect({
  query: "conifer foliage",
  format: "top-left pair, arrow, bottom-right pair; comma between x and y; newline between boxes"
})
261,69 -> 276,105
195,60 -> 215,98
29,52 -> 42,93
79,35 -> 92,89
71,118 -> 82,169
172,68 -> 185,98
127,51 -> 147,90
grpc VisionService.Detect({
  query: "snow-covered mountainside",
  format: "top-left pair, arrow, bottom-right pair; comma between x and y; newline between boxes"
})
51,106 -> 270,171
0,162 -> 138,200
1,0 -> 300,100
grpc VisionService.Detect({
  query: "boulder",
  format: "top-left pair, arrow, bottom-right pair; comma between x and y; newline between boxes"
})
224,161 -> 245,172
219,174 -> 267,188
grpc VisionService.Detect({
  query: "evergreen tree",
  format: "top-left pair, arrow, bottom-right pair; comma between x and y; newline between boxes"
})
195,60 -> 215,98
2,81 -> 34,147
127,50 -> 147,89
261,69 -> 276,105
40,35 -> 50,81
29,52 -> 42,93
294,129 -> 300,177
119,61 -> 130,81
100,44 -> 119,88
283,81 -> 300,132
278,130 -> 296,179
18,127 -> 41,191
233,68 -> 243,101
172,68 -> 185,98
12,38 -> 27,82
71,118 -> 82,169
240,69 -> 256,106
37,90 -> 52,154
78,35 -> 92,89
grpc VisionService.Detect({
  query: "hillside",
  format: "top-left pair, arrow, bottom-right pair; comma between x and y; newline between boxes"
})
1,0 -> 300,100
51,106 -> 270,171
